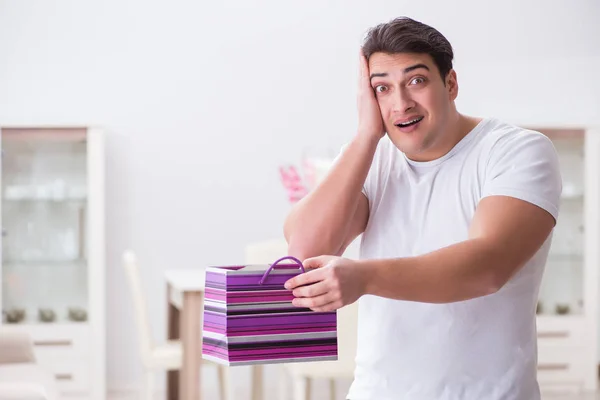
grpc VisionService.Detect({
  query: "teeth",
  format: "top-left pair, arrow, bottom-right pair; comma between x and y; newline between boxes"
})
397,117 -> 422,127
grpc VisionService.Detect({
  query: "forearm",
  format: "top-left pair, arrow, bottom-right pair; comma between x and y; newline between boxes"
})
285,135 -> 378,259
363,238 -> 515,303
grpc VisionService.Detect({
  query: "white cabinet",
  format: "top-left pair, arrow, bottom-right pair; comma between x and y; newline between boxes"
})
0,126 -> 106,400
532,126 -> 599,393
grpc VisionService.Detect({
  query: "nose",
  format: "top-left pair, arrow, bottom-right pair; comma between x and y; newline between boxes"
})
391,88 -> 416,113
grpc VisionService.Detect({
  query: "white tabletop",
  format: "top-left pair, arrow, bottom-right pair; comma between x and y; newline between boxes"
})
164,268 -> 207,291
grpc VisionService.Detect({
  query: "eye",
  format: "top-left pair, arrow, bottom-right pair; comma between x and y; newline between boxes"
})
374,85 -> 388,93
409,77 -> 426,85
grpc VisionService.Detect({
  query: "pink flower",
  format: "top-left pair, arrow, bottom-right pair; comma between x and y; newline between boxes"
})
279,165 -> 308,204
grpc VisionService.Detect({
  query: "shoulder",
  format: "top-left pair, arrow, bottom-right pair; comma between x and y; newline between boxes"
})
478,118 -> 558,161
477,118 -> 562,221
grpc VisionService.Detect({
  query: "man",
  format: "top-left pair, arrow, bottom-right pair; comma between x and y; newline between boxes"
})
282,16 -> 562,400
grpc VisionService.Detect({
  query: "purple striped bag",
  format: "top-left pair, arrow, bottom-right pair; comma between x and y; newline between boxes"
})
201,256 -> 338,366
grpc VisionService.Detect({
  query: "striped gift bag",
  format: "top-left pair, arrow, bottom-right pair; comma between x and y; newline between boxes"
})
201,256 -> 338,366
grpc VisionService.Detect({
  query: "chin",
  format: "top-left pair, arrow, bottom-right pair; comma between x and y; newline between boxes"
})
401,144 -> 427,158
387,132 -> 425,154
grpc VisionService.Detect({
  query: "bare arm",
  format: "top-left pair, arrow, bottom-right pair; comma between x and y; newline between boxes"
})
284,52 -> 383,261
286,196 -> 556,310
363,196 -> 556,303
284,137 -> 375,260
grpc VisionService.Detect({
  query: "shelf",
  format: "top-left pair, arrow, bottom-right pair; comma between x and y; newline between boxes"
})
536,308 -> 583,317
2,302 -> 89,324
537,314 -> 585,322
536,297 -> 583,317
546,254 -> 584,269
1,127 -> 87,143
2,260 -> 88,318
3,196 -> 86,203
3,185 -> 87,202
561,184 -> 584,200
546,254 -> 583,264
531,127 -> 586,140
560,193 -> 583,201
2,260 -> 87,268
2,311 -> 88,326
0,322 -> 89,331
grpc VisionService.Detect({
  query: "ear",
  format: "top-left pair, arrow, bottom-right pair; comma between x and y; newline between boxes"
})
446,69 -> 458,101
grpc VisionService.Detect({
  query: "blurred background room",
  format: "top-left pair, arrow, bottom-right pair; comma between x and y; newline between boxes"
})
0,0 -> 599,399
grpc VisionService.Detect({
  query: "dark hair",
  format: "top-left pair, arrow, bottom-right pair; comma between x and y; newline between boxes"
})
362,17 -> 454,80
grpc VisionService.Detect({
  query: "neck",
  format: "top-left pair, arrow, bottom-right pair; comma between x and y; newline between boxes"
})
437,112 -> 481,153
407,112 -> 482,162
453,113 -> 482,143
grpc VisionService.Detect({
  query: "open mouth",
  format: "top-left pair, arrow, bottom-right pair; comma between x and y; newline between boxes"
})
395,116 -> 424,128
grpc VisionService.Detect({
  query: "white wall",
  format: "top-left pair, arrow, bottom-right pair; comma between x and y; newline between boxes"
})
0,0 -> 599,395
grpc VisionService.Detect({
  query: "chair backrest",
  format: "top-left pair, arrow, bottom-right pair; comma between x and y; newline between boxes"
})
0,331 -> 36,364
122,251 -> 154,361
336,300 -> 359,366
245,238 -> 289,264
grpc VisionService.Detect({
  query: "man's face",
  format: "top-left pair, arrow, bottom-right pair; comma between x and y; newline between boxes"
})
368,52 -> 458,161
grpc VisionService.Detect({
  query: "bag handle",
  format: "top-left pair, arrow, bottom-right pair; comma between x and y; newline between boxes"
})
258,256 -> 305,284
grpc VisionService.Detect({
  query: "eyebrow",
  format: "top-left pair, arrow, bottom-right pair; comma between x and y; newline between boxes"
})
369,63 -> 430,80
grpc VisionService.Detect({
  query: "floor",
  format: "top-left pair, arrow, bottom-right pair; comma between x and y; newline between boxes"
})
108,393 -> 600,400
108,388 -> 600,400
543,394 -> 600,400
108,367 -> 600,400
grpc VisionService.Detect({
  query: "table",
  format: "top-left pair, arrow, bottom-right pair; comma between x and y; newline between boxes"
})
165,269 -> 264,400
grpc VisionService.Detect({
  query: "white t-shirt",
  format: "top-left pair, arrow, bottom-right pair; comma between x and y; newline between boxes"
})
345,117 -> 562,400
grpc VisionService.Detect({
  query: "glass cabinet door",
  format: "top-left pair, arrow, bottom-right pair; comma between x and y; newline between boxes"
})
536,128 -> 585,317
1,128 -> 89,325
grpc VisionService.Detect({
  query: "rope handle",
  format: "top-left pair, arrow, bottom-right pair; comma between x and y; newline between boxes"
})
258,256 -> 305,284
